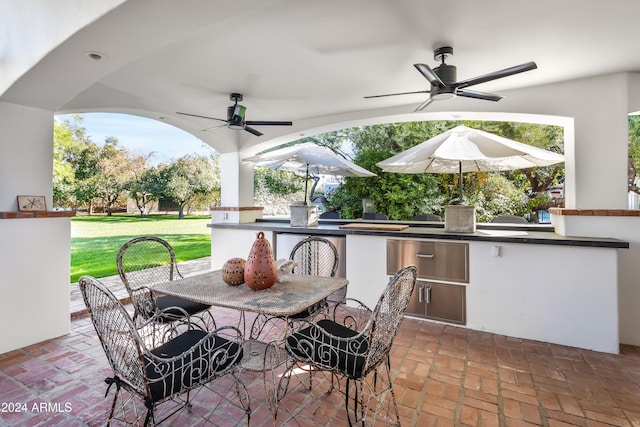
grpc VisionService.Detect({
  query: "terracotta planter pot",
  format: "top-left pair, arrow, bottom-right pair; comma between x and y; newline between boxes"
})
244,231 -> 277,290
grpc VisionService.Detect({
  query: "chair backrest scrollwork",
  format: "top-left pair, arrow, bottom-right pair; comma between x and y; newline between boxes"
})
290,236 -> 339,278
116,236 -> 182,318
79,276 -> 147,396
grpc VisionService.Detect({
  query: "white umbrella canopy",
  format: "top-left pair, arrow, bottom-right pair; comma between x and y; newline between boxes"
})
376,124 -> 565,199
243,141 -> 376,203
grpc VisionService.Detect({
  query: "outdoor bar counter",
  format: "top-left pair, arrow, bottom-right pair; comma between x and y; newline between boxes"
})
208,218 -> 628,353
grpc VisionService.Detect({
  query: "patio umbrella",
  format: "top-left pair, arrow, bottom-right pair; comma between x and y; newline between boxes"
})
243,142 -> 376,203
375,124 -> 565,201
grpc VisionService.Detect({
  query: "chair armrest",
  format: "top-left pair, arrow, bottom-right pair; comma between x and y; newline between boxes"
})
318,297 -> 372,331
343,297 -> 371,311
130,285 -> 158,318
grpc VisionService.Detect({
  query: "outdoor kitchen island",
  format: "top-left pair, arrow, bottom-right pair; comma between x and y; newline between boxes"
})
208,218 -> 628,354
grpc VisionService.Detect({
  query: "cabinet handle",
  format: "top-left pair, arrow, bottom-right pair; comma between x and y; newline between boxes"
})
418,285 -> 424,303
416,253 -> 435,259
425,286 -> 432,304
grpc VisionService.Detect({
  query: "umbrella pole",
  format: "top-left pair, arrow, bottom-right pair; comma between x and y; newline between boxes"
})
459,161 -> 463,205
304,163 -> 309,205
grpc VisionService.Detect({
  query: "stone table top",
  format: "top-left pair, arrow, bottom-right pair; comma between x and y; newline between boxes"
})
152,270 -> 348,317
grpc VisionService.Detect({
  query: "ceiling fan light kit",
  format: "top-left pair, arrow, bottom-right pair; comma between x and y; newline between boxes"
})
177,92 -> 292,136
365,46 -> 537,111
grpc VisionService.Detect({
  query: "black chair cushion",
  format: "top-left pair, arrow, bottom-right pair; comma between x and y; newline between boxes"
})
156,295 -> 211,320
286,319 -> 369,378
145,330 -> 242,402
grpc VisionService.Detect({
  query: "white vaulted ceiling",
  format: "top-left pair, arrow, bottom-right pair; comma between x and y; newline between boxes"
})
3,0 -> 640,153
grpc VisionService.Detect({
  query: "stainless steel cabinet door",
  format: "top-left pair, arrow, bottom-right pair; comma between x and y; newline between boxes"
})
425,282 -> 466,325
387,240 -> 468,283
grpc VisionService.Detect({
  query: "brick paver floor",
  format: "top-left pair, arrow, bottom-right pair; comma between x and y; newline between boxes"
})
2,258 -> 640,426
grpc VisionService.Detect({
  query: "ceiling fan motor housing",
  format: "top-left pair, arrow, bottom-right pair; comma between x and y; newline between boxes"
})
431,64 -> 457,99
227,104 -> 246,129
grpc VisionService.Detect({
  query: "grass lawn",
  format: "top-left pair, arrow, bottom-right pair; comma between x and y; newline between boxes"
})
71,214 -> 211,283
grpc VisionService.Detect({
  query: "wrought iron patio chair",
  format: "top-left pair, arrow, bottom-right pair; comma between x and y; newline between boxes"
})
116,236 -> 214,328
249,236 -> 341,342
319,211 -> 341,219
363,212 -> 388,220
280,265 -> 417,426
412,213 -> 442,221
79,275 -> 250,426
290,236 -> 341,314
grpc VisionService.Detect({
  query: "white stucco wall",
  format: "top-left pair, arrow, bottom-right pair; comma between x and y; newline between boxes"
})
0,218 -> 71,354
552,215 -> 640,346
0,103 -> 54,209
342,234 -> 618,353
0,102 -> 71,354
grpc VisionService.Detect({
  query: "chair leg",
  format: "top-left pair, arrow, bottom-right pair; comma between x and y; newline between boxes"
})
345,378 -> 364,427
345,379 -> 354,427
106,386 -> 120,426
384,356 -> 401,426
232,372 -> 252,424
367,360 -> 401,426
143,408 -> 154,427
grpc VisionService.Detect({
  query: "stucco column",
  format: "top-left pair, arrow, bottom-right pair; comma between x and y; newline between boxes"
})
214,151 -> 263,223
570,79 -> 629,210
0,102 -> 71,354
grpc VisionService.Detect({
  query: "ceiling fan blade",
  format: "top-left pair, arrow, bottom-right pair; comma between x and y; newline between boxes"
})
244,126 -> 263,136
455,61 -> 537,89
414,97 -> 434,112
456,89 -> 503,101
176,111 -> 227,122
200,124 -> 227,132
414,63 -> 446,88
364,90 -> 430,99
245,120 -> 293,126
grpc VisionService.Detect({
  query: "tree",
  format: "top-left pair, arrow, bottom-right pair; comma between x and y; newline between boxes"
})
128,162 -> 159,217
53,116 -> 95,208
253,168 -> 305,216
628,115 -> 640,193
321,122 -> 456,220
463,120 -> 564,200
73,143 -> 101,214
158,155 -> 219,219
94,137 -> 137,215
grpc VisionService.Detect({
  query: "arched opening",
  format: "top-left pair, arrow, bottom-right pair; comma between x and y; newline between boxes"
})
249,113 -> 569,223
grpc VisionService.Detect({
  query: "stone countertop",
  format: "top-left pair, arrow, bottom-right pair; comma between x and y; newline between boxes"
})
208,219 -> 629,249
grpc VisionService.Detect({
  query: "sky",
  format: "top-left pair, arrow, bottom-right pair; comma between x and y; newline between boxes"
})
55,112 -> 216,165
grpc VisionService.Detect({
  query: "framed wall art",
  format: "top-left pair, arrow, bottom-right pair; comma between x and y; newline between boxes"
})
17,195 -> 47,212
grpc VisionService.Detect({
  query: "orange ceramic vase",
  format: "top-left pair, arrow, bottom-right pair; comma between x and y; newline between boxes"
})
244,231 -> 277,290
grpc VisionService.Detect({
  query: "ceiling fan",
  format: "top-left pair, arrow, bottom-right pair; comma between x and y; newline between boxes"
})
365,46 -> 537,111
177,93 -> 293,136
